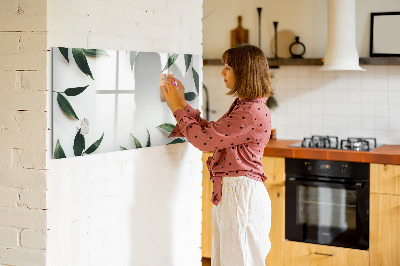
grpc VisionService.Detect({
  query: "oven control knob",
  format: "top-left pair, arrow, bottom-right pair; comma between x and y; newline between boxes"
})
304,162 -> 312,171
340,164 -> 347,174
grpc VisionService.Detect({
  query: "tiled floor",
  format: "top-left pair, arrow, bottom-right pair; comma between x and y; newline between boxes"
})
202,257 -> 211,266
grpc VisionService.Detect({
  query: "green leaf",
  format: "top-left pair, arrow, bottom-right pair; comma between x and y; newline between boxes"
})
130,133 -> 142,149
167,138 -> 186,145
120,146 -> 127,150
161,53 -> 178,72
146,129 -> 151,148
130,51 -> 138,71
84,132 -> 104,154
192,67 -> 199,94
184,54 -> 192,72
72,48 -> 94,80
58,47 -> 69,63
64,85 -> 89,96
57,93 -> 79,120
184,92 -> 197,101
73,129 -> 85,156
157,123 -> 175,133
54,139 -> 66,159
83,49 -> 109,57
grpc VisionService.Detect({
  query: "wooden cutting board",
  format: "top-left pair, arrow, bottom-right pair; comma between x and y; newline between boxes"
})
231,16 -> 249,48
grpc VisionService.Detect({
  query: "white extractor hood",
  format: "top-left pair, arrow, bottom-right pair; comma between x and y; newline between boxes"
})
320,0 -> 365,71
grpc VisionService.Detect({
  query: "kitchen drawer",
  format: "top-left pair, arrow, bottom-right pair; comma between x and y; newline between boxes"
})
262,156 -> 285,185
284,240 -> 369,266
370,163 -> 400,195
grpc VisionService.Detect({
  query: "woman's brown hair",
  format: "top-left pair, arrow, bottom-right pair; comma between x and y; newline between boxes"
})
221,44 -> 273,99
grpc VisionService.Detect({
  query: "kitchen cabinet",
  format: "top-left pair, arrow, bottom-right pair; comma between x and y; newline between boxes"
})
264,184 -> 285,266
370,193 -> 400,266
261,156 -> 285,266
370,163 -> 400,266
261,156 -> 285,186
370,163 -> 400,195
201,153 -> 286,265
284,241 -> 369,266
202,156 -> 400,265
202,152 -> 213,258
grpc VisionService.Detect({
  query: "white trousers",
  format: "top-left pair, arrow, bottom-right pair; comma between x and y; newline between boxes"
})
212,176 -> 272,266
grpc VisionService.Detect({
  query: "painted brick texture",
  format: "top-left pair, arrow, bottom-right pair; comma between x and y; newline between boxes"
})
0,0 -> 48,265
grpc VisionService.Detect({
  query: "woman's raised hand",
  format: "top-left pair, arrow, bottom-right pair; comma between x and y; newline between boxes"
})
172,77 -> 187,108
160,77 -> 184,113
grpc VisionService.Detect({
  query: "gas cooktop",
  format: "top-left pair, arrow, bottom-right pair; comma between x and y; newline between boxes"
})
289,135 -> 383,151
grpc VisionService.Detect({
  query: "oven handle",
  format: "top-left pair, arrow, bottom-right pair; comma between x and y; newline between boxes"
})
286,177 -> 364,189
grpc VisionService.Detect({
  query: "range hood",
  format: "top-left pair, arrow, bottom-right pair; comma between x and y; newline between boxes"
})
320,0 -> 365,71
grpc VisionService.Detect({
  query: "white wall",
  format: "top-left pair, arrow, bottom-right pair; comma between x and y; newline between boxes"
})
204,65 -> 400,144
0,0 -> 48,265
271,65 -> 400,144
46,0 -> 203,266
203,0 -> 400,58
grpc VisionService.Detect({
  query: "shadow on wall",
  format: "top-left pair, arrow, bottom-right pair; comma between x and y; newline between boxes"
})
133,52 -> 165,141
129,147 -> 182,265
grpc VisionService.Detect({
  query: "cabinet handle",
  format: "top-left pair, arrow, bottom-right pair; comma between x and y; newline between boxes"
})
314,252 -> 335,256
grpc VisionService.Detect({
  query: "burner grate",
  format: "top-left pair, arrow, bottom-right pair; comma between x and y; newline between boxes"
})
340,137 -> 377,151
301,135 -> 339,149
296,136 -> 378,151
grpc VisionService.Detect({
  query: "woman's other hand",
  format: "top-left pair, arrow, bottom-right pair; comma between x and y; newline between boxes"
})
161,79 -> 184,113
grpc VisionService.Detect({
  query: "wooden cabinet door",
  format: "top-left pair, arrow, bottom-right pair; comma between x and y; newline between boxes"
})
262,156 -> 285,186
370,163 -> 400,195
264,184 -> 285,266
370,193 -> 400,266
202,152 -> 213,258
284,241 -> 369,266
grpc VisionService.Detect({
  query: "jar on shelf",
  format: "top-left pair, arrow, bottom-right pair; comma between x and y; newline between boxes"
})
289,36 -> 306,58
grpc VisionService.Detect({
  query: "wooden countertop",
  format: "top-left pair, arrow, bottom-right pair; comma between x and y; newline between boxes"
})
263,139 -> 400,165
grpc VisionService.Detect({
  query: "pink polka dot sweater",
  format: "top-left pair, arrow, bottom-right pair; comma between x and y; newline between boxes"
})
169,97 -> 272,206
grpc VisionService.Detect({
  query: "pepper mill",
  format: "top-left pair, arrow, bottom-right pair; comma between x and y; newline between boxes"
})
273,21 -> 279,58
257,8 -> 262,48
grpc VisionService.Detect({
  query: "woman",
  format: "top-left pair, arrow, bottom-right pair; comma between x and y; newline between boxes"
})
161,44 -> 273,266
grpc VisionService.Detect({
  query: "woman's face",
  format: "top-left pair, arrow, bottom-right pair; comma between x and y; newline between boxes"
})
220,64 -> 235,89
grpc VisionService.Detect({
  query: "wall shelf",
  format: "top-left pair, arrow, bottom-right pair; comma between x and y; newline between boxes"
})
268,58 -> 323,67
203,58 -> 323,67
359,57 -> 400,65
203,57 -> 400,67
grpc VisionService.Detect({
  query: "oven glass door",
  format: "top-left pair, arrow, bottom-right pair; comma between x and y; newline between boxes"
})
298,185 -> 356,231
286,179 -> 369,250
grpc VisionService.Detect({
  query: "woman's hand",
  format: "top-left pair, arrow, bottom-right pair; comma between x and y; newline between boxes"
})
160,79 -> 184,113
171,77 -> 187,108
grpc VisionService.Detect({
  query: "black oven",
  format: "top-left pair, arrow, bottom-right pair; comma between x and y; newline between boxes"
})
285,158 -> 369,250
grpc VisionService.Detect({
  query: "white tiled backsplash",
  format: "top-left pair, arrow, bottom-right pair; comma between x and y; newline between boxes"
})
203,65 -> 400,145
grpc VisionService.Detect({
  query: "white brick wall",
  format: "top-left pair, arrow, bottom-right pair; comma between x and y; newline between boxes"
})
2,0 -> 203,265
46,1 -> 203,266
47,144 -> 203,266
0,0 -> 48,265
